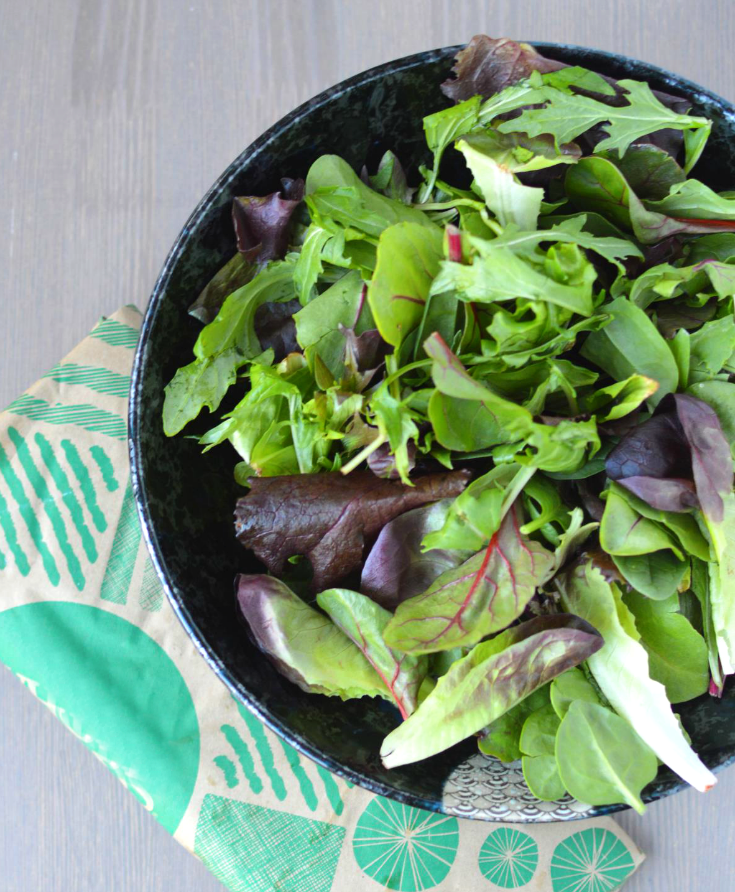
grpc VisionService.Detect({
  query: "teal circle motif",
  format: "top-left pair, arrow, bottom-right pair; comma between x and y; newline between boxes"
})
353,797 -> 459,891
0,602 -> 200,834
479,827 -> 539,888
551,828 -> 635,892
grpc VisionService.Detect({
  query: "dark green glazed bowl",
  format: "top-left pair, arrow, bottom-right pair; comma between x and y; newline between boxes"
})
130,43 -> 735,821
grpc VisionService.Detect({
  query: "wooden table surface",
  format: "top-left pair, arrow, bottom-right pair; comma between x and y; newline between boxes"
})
2,1 -> 735,889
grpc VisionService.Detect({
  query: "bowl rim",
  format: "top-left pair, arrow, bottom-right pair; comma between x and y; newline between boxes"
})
129,40 -> 735,820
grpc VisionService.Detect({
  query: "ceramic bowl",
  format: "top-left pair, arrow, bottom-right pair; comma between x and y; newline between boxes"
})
130,43 -> 735,821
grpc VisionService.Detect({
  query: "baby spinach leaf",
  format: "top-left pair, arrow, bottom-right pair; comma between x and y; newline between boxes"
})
556,701 -> 658,814
360,500 -> 473,610
583,374 -> 659,422
380,614 -> 603,768
623,592 -> 709,702
520,704 -> 566,801
603,144 -> 685,201
478,686 -> 551,762
236,574 -> 387,699
427,391 -> 518,452
522,754 -> 567,801
558,561 -> 716,791
612,550 -> 689,601
234,469 -> 470,591
550,667 -> 602,719
317,588 -> 428,717
600,490 -> 684,559
384,502 -> 554,653
689,316 -> 735,383
581,296 -> 679,407
368,223 -> 444,347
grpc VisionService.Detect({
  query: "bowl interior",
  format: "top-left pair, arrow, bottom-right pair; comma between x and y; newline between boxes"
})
130,43 -> 735,821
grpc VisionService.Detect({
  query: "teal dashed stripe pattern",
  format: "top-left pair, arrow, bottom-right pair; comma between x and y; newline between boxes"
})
0,484 -> 30,576
233,699 -> 287,801
62,440 -> 107,532
89,444 -> 120,492
99,483 -> 140,604
276,738 -> 318,812
89,318 -> 140,349
0,438 -> 60,585
315,764 -> 344,816
7,428 -> 85,591
42,363 -> 131,398
139,558 -> 164,612
35,433 -> 98,563
195,796 -> 345,892
214,755 -> 239,789
6,394 -> 127,440
221,725 -> 263,794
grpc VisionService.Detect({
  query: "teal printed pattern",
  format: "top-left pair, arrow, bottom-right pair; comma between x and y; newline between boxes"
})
233,700 -> 287,801
276,737 -> 319,811
479,828 -> 539,888
0,473 -> 31,576
315,764 -> 345,816
89,317 -> 140,349
138,558 -> 164,612
6,394 -> 127,440
99,483 -> 141,604
551,828 -> 635,892
221,724 -> 264,794
62,440 -> 108,532
42,363 -> 131,398
90,444 -> 120,492
195,795 -> 345,892
214,755 -> 239,789
353,798 -> 459,891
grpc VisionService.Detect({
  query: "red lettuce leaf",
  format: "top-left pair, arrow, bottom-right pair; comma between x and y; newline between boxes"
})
234,470 -> 470,590
254,298 -> 301,360
233,177 -> 305,263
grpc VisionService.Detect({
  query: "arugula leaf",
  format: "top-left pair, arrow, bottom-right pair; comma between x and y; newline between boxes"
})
163,260 -> 296,435
581,296 -> 679,407
360,500 -> 474,610
317,588 -> 428,717
234,469 -> 470,590
236,574 -> 387,699
557,561 -> 716,791
478,686 -> 551,762
367,223 -> 444,347
623,591 -> 709,702
419,96 -> 481,201
380,614 -> 603,768
498,79 -> 710,169
556,701 -> 658,814
383,502 -> 554,653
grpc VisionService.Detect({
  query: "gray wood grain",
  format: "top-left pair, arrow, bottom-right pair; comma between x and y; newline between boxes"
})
1,1 -> 734,889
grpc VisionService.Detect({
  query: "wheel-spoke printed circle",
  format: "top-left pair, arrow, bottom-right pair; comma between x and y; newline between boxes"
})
551,828 -> 635,892
479,827 -> 539,888
353,796 -> 459,891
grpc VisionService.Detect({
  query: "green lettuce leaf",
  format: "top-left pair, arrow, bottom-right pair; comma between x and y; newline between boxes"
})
380,614 -> 603,768
478,685 -> 551,762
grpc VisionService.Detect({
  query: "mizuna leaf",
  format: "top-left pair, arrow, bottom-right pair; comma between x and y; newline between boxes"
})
234,470 -> 470,591
383,503 -> 554,654
380,614 -> 603,768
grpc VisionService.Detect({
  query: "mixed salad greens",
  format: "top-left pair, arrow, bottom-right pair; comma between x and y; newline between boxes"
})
162,35 -> 735,812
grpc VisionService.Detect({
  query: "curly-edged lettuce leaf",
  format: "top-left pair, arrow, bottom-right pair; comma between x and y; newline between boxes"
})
232,178 -> 304,262
317,588 -> 428,717
367,222 -> 444,347
236,574 -> 387,700
557,561 -> 716,792
163,260 -> 296,435
384,502 -> 554,654
581,297 -> 679,407
360,500 -> 473,610
234,469 -> 470,591
380,614 -> 603,768
556,701 -> 658,814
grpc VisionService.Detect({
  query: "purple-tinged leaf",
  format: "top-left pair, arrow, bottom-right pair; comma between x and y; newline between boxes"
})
383,503 -> 554,654
189,252 -> 255,324
234,470 -> 470,591
441,35 -> 565,102
317,588 -> 428,717
617,476 -> 699,513
606,411 -> 691,481
254,298 -> 301,360
381,614 -> 603,768
367,440 -> 417,481
360,500 -> 473,609
236,574 -> 387,699
232,178 -> 305,262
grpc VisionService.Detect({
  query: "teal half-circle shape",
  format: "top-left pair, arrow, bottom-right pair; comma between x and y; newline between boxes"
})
0,602 -> 200,834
